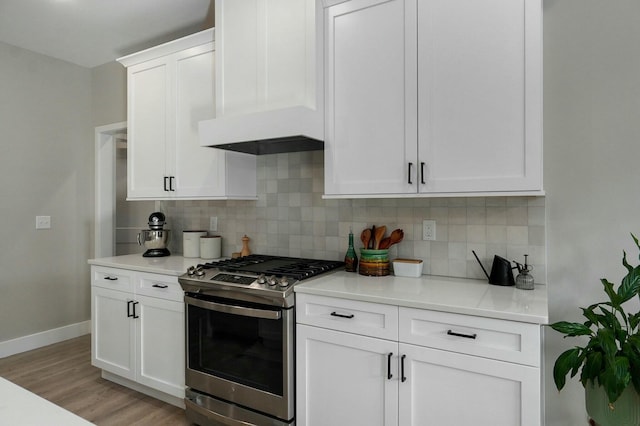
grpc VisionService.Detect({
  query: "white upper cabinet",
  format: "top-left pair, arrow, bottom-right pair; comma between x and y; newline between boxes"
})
119,29 -> 257,200
323,0 -> 543,197
215,0 -> 318,117
324,0 -> 417,196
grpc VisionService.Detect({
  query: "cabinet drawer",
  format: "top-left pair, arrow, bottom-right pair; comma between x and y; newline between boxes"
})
92,266 -> 134,292
136,272 -> 182,302
296,294 -> 398,341
399,307 -> 540,367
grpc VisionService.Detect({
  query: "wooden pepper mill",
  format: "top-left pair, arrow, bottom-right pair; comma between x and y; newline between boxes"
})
240,235 -> 251,257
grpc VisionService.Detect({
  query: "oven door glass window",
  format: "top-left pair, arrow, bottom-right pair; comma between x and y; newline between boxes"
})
187,299 -> 285,396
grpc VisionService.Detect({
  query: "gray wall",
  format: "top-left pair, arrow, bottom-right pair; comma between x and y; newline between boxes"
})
0,42 -> 92,340
91,61 -> 126,127
544,1 -> 640,424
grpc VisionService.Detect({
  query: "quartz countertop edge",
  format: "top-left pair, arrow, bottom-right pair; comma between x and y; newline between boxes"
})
295,272 -> 548,325
88,254 -> 215,276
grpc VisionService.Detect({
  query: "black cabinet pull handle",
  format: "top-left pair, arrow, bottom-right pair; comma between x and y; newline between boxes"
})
330,311 -> 354,319
169,176 -> 175,191
127,300 -> 133,318
401,354 -> 407,382
447,329 -> 477,339
104,276 -> 118,281
408,162 -> 413,184
152,283 -> 169,289
164,176 -> 169,192
420,162 -> 426,184
387,352 -> 393,380
133,301 -> 140,319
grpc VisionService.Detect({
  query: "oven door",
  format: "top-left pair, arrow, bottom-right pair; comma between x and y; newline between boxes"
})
184,294 -> 294,422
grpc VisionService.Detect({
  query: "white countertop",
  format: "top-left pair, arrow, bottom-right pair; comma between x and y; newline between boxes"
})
0,377 -> 93,425
88,254 -> 212,276
295,272 -> 548,324
88,255 -> 548,324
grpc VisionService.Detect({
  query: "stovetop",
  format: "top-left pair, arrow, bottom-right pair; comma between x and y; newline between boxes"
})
178,254 -> 344,308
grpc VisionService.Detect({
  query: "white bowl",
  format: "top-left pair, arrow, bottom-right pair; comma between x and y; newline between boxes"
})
392,259 -> 423,277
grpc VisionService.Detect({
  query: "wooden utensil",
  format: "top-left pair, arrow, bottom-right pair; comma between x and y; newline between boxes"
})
378,237 -> 392,249
388,228 -> 404,247
369,225 -> 376,249
374,225 -> 386,249
361,229 -> 371,249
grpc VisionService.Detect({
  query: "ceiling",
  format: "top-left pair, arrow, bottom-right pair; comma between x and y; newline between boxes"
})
0,0 -> 214,68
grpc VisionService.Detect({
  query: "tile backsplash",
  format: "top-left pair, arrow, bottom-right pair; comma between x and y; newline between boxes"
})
160,151 -> 546,282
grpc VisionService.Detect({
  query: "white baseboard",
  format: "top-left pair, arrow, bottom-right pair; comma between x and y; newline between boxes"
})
0,321 -> 91,358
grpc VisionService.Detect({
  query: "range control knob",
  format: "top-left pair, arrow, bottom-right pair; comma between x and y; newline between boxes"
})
187,266 -> 196,276
267,275 -> 278,286
195,266 -> 205,277
256,274 -> 266,284
278,276 -> 290,287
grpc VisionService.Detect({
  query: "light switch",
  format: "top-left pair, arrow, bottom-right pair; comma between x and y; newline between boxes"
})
36,216 -> 51,230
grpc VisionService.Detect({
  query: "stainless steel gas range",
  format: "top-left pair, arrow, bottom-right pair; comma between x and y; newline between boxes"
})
178,255 -> 344,426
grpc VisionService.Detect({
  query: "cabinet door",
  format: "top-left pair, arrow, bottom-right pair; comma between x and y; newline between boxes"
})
398,343 -> 540,426
136,295 -> 185,398
127,57 -> 171,199
297,324 -> 398,426
173,42 -> 228,198
323,0 -> 418,196
91,286 -> 136,380
417,0 -> 542,193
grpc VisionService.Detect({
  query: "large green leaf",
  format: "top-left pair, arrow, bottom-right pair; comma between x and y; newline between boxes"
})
619,265 -> 640,303
550,321 -> 592,337
597,307 -> 622,338
601,279 -> 621,307
599,356 -> 631,404
554,348 -> 582,390
629,312 -> 640,331
596,329 -> 618,362
581,351 -> 603,385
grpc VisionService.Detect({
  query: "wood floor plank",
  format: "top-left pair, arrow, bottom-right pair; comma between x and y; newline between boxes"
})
0,335 -> 190,425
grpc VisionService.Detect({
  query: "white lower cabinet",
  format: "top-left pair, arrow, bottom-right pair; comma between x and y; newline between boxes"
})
91,266 -> 185,402
297,324 -> 399,426
296,293 -> 542,426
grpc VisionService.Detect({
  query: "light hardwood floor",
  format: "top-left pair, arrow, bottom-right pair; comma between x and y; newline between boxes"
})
0,334 -> 190,425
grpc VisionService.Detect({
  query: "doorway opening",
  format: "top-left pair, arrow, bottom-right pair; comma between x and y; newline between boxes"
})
94,122 -> 154,258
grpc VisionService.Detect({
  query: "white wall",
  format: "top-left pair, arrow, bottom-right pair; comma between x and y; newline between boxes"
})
0,42 -> 92,341
544,1 -> 640,424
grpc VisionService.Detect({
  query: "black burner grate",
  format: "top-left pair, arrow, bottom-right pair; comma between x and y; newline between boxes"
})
199,255 -> 344,281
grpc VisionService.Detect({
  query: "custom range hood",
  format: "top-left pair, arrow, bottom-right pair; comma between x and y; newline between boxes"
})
198,105 -> 323,155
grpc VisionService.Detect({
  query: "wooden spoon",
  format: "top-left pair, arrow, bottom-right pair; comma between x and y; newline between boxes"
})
387,228 -> 404,247
378,237 -> 392,249
360,229 -> 371,249
374,225 -> 387,249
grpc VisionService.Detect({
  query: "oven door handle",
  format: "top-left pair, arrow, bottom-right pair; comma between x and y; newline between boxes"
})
185,295 -> 282,320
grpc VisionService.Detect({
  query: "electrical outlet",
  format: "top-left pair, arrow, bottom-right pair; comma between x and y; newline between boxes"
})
36,216 -> 51,230
209,216 -> 218,232
422,220 -> 436,241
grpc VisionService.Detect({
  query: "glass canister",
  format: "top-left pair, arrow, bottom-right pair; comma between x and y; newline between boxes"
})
515,254 -> 535,290
359,249 -> 390,276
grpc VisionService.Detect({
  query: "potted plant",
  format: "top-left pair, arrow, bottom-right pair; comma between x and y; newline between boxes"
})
550,234 -> 640,426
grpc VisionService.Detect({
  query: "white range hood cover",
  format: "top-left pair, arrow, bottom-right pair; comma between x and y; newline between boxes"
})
199,106 -> 324,155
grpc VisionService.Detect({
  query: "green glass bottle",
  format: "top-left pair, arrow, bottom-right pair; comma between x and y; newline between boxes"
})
344,229 -> 358,272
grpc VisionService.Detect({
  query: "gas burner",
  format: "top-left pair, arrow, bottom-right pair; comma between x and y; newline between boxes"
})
180,254 -> 344,308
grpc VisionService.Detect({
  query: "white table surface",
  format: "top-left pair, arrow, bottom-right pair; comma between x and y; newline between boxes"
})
0,377 -> 93,425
